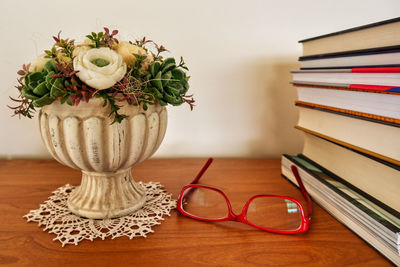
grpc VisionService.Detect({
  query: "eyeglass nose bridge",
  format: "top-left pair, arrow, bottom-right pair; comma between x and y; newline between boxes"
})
225,209 -> 242,222
225,201 -> 258,223
232,210 -> 248,222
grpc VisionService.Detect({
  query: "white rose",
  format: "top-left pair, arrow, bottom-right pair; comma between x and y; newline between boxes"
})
73,47 -> 127,90
29,54 -> 51,72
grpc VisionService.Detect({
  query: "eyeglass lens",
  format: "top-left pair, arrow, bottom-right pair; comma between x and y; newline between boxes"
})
181,187 -> 228,219
182,187 -> 303,231
246,197 -> 302,231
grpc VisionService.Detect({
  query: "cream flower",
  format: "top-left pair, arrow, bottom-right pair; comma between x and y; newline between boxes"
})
72,39 -> 94,58
116,41 -> 153,68
72,45 -> 91,58
29,54 -> 51,72
56,51 -> 72,65
73,47 -> 127,90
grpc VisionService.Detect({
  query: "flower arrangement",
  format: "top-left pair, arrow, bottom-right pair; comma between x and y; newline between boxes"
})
9,27 -> 195,123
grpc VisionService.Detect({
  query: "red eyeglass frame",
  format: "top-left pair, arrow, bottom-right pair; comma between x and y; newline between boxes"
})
177,158 -> 312,234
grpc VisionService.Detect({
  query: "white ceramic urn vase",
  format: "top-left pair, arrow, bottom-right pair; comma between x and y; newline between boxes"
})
38,98 -> 167,219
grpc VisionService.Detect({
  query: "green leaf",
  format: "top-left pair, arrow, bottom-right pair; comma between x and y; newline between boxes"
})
150,61 -> 161,77
50,79 -> 64,97
28,72 -> 44,82
151,71 -> 163,91
111,113 -> 127,125
45,71 -> 55,84
24,75 -> 30,87
143,103 -> 148,110
162,71 -> 172,86
168,81 -> 184,92
45,81 -> 52,90
66,98 -> 73,105
28,81 -> 38,91
166,86 -> 181,96
158,99 -> 168,106
43,60 -> 58,73
21,87 -> 39,100
60,94 -> 69,104
164,92 -> 183,106
171,68 -> 186,81
133,53 -> 147,62
161,58 -> 176,73
161,63 -> 176,74
182,79 -> 189,90
149,87 -> 163,99
162,57 -> 176,67
32,81 -> 48,96
32,93 -> 55,107
169,79 -> 189,95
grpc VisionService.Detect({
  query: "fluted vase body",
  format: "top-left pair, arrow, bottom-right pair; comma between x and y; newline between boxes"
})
38,98 -> 167,219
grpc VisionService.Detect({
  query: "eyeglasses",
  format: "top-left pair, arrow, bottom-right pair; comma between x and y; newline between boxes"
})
177,158 -> 312,234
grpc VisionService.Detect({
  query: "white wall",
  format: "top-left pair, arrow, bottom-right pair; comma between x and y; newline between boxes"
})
0,0 -> 399,159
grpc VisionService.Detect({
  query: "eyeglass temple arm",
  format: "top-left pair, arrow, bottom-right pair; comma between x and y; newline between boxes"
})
189,157 -> 214,184
291,165 -> 312,220
179,158 -> 214,203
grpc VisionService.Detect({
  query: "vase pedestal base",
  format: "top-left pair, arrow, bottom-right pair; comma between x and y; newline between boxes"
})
67,168 -> 146,219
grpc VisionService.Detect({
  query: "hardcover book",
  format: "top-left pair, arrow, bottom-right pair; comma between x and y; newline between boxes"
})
300,17 -> 400,56
296,106 -> 400,165
292,67 -> 400,87
298,133 -> 400,211
292,82 -> 400,122
281,154 -> 400,265
299,46 -> 400,69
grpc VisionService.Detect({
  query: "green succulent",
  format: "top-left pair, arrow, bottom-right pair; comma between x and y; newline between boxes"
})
21,60 -> 65,107
145,58 -> 189,107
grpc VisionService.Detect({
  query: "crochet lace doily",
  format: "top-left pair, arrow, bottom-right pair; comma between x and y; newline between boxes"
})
24,182 -> 176,247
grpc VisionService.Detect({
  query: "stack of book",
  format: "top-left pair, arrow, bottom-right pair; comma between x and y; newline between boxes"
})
282,17 -> 400,265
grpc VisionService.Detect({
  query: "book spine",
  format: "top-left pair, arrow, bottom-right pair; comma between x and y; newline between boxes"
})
294,125 -> 400,166
292,81 -> 400,94
292,67 -> 400,73
299,45 -> 400,61
348,84 -> 400,93
352,67 -> 400,73
295,101 -> 400,125
301,65 -> 400,71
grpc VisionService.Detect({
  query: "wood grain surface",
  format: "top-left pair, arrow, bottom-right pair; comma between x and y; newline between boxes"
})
0,159 -> 392,266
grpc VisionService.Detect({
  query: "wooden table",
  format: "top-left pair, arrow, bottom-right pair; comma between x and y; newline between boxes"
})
0,159 -> 391,266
